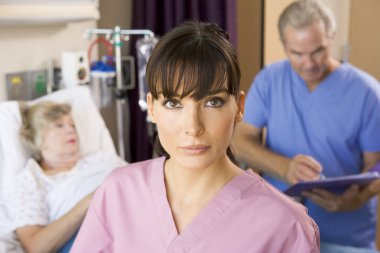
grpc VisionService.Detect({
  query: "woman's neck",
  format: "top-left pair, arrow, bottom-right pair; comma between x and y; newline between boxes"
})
164,156 -> 241,233
40,153 -> 80,175
169,157 -> 236,190
165,156 -> 241,206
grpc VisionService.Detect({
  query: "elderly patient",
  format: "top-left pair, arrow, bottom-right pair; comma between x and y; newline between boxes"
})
6,101 -> 125,253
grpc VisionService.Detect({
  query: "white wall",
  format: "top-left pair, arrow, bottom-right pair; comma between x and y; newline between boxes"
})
0,20 -> 97,101
319,0 -> 351,61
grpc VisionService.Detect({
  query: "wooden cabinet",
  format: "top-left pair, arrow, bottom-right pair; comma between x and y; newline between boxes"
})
349,0 -> 380,81
237,0 -> 263,93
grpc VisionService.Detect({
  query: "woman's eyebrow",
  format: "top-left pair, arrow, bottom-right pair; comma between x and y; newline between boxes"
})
157,88 -> 229,99
208,88 -> 229,95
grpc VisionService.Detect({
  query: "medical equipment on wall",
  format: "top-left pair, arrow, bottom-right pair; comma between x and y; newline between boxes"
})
84,26 -> 155,160
61,51 -> 90,87
86,36 -> 115,108
6,69 -> 49,101
90,64 -> 116,109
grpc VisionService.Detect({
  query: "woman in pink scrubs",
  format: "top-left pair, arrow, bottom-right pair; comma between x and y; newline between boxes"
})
71,21 -> 320,253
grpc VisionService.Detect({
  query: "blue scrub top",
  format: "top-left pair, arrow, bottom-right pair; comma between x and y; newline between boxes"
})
244,60 -> 380,248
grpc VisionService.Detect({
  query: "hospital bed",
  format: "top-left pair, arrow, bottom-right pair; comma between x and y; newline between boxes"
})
0,86 -> 117,252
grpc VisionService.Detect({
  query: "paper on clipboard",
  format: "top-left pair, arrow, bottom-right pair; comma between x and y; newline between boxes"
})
284,171 -> 380,197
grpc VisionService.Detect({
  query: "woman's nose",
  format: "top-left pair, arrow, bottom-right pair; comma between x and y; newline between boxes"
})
183,107 -> 205,136
65,125 -> 76,133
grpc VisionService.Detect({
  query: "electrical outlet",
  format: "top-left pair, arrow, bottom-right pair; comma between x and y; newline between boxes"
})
6,72 -> 29,100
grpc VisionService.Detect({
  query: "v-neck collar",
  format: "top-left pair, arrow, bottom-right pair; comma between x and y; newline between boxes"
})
149,157 -> 258,252
290,61 -> 346,98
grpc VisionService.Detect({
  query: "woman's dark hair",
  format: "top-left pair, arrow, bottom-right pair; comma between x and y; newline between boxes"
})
146,21 -> 241,163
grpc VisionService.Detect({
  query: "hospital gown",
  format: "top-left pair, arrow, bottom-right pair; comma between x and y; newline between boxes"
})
71,157 -> 320,253
6,150 -> 126,231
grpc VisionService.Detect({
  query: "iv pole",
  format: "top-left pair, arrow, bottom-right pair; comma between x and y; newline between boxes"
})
85,26 -> 155,161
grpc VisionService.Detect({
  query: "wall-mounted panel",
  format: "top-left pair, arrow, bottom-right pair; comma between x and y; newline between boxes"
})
0,0 -> 99,25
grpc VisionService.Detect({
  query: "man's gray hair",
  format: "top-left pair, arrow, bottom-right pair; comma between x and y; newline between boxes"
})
278,0 -> 336,44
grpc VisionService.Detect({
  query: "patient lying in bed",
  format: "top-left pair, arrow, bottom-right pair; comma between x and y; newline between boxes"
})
5,101 -> 126,253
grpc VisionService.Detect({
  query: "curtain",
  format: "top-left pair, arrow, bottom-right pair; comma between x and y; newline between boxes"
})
132,0 -> 236,42
128,0 -> 237,162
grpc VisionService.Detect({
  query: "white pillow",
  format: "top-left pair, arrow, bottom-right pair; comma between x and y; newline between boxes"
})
0,86 -> 116,201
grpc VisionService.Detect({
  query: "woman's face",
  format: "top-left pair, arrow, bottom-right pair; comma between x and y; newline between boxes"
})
40,114 -> 79,161
147,84 -> 244,171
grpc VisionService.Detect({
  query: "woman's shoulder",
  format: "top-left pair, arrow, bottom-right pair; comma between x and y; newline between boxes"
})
102,156 -> 165,186
16,158 -> 44,180
241,170 -> 314,222
81,150 -> 125,164
90,157 -> 165,207
77,150 -> 127,172
6,159 -> 44,199
239,171 -> 319,247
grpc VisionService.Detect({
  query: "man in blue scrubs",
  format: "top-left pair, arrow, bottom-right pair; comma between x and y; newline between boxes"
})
233,0 -> 380,252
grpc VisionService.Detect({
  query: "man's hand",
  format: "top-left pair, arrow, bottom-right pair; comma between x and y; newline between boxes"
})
286,155 -> 323,184
302,179 -> 380,212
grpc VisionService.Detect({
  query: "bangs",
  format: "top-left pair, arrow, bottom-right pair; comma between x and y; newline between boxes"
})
147,27 -> 239,100
145,21 -> 241,164
43,103 -> 71,122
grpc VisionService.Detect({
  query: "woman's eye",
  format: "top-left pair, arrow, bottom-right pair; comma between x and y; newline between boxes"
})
206,97 -> 224,107
163,99 -> 182,109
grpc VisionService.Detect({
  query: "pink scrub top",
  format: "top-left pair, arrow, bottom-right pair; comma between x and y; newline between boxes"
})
71,157 -> 320,253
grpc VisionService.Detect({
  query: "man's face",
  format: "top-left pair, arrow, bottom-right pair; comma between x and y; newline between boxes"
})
283,21 -> 334,88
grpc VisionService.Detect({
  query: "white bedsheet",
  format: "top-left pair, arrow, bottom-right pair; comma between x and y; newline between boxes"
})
0,166 -> 112,253
0,205 -> 23,253
0,86 -> 118,252
48,158 -> 118,221
1,151 -> 126,252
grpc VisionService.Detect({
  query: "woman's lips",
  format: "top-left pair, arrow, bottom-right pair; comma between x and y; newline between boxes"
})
179,145 -> 210,154
67,139 -> 77,144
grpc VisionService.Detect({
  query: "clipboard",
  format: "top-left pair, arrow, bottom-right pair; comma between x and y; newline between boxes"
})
284,171 -> 380,197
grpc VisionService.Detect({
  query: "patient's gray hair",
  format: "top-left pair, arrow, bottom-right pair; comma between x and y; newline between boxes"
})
19,101 -> 72,161
278,0 -> 336,44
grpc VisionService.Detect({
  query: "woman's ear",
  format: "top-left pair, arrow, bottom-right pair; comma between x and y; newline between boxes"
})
147,93 -> 156,123
235,91 -> 245,122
